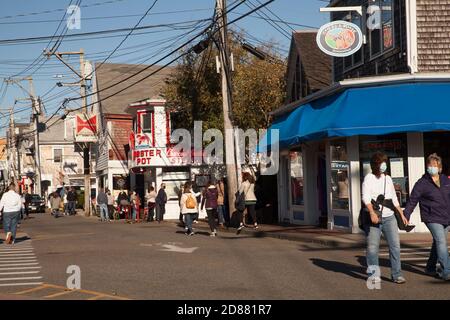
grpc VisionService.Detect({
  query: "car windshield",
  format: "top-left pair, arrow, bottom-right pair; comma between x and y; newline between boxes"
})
31,195 -> 42,200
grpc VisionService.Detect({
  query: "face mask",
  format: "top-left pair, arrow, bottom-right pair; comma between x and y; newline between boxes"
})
380,162 -> 387,173
427,166 -> 439,176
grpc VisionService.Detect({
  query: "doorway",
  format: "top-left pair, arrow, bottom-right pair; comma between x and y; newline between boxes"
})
424,132 -> 450,175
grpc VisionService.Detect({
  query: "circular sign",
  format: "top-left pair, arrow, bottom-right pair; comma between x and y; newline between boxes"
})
316,20 -> 363,57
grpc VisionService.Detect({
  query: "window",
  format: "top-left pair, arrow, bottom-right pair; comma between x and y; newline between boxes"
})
162,167 -> 190,200
330,140 -> 350,211
53,149 -> 62,163
368,0 -> 394,58
141,112 -> 152,134
290,151 -> 304,206
359,134 -> 409,207
342,11 -> 363,70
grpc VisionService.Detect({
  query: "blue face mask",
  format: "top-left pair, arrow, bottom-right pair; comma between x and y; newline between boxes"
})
427,166 -> 439,176
380,162 -> 387,173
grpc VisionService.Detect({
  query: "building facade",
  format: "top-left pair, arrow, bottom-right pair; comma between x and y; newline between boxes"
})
267,0 -> 450,233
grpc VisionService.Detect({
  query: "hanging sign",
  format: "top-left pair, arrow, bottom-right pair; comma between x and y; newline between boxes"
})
316,20 -> 363,57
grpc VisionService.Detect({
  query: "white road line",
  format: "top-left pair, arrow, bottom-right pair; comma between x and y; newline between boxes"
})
0,260 -> 38,263
398,257 -> 429,261
0,276 -> 42,281
0,266 -> 41,271
0,282 -> 43,287
0,263 -> 39,267
0,271 -> 40,275
0,253 -> 36,256
0,251 -> 34,254
0,256 -> 36,260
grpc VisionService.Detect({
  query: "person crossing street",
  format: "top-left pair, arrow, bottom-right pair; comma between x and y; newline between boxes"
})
0,183 -> 23,245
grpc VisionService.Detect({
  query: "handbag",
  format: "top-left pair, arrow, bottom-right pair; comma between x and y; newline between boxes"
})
380,198 -> 415,232
358,176 -> 386,230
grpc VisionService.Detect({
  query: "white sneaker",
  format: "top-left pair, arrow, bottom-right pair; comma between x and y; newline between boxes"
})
5,232 -> 12,244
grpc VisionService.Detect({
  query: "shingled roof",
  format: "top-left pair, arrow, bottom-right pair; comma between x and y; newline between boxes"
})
94,63 -> 174,115
291,30 -> 332,92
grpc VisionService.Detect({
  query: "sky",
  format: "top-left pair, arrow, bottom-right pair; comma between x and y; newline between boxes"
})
0,0 -> 329,133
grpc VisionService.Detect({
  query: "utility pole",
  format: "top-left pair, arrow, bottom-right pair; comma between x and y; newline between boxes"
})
5,77 -> 42,195
44,49 -> 92,216
216,0 -> 239,215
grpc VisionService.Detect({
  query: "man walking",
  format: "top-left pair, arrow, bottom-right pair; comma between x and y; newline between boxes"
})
97,188 -> 109,222
50,192 -> 62,218
0,183 -> 24,244
67,187 -> 77,215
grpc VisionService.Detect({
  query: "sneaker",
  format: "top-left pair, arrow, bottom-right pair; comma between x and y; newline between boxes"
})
425,268 -> 437,277
393,276 -> 406,284
254,224 -> 259,230
193,220 -> 198,224
236,225 -> 244,234
189,232 -> 195,236
5,232 -> 12,244
210,232 -> 216,237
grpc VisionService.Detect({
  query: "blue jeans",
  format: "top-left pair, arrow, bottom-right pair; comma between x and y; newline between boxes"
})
184,213 -> 194,232
217,205 -> 225,224
425,223 -> 450,278
99,203 -> 109,221
3,211 -> 21,240
364,214 -> 403,280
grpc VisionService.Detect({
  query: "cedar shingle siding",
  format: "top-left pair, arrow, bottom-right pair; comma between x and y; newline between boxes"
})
416,0 -> 450,72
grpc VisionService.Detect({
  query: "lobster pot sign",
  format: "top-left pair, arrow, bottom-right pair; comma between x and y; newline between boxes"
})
75,113 -> 98,142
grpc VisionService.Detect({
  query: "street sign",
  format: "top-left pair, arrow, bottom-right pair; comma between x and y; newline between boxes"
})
316,20 -> 363,57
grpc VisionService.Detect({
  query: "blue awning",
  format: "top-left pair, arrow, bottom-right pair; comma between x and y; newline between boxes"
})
259,82 -> 450,150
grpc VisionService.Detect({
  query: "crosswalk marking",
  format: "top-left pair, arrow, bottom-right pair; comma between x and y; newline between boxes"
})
0,240 -> 43,288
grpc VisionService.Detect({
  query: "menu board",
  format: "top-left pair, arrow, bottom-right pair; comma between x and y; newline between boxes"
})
390,158 -> 404,178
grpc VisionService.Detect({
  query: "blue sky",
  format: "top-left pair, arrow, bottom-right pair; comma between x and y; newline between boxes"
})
0,0 -> 329,131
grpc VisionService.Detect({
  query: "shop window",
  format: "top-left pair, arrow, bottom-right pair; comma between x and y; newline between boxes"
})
162,167 -> 190,200
330,140 -> 350,211
290,151 -> 304,206
343,11 -> 363,70
359,133 -> 409,207
141,112 -> 152,134
53,148 -> 62,163
368,0 -> 394,58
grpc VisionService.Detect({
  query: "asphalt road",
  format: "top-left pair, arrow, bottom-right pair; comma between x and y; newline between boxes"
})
0,213 -> 449,300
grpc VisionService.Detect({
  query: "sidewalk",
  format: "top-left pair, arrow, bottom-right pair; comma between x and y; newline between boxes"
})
183,220 -> 437,249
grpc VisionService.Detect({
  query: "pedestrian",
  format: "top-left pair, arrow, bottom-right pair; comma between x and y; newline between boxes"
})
236,172 -> 258,234
63,188 -> 69,215
145,186 -> 157,222
201,181 -> 219,237
361,152 -> 408,284
403,153 -> 450,280
155,183 -> 167,223
97,188 -> 109,222
190,181 -> 202,224
117,189 -> 130,219
19,192 -> 25,221
50,191 -> 62,218
216,179 -> 226,227
106,189 -> 115,220
0,183 -> 23,245
130,190 -> 140,222
67,187 -> 77,215
180,183 -> 198,236
24,191 -> 32,219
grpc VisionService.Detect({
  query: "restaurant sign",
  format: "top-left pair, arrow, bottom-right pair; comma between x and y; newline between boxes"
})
316,20 -> 363,57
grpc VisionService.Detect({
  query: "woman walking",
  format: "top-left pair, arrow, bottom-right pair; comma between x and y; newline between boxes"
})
201,182 -> 219,237
362,152 -> 408,284
236,172 -> 258,234
403,153 -> 450,280
155,184 -> 167,223
180,183 -> 198,236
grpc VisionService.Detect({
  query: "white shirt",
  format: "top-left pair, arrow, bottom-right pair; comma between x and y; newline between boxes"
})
239,181 -> 257,202
362,173 -> 399,217
0,190 -> 23,213
146,191 -> 157,203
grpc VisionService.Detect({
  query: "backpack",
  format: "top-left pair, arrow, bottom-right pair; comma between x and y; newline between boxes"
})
186,194 -> 196,209
234,191 -> 246,211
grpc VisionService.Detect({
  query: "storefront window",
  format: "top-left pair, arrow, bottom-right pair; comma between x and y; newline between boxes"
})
424,132 -> 450,176
359,134 -> 409,207
290,151 -> 304,206
368,0 -> 394,58
330,140 -> 350,210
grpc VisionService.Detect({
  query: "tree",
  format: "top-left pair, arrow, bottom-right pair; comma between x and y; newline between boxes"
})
164,34 -> 286,133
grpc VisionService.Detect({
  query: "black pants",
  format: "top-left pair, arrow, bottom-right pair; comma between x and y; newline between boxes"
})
147,203 -> 155,221
206,208 -> 217,232
156,204 -> 165,221
236,204 -> 257,225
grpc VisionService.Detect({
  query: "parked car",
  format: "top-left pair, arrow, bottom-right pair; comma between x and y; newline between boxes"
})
28,194 -> 46,213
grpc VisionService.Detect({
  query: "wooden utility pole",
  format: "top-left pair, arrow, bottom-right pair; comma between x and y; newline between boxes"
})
44,49 -> 91,216
217,0 -> 239,215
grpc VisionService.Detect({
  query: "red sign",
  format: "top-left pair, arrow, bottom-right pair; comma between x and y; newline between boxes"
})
76,115 -> 97,134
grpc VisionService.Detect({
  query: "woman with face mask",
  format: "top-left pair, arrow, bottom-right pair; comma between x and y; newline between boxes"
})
403,153 -> 450,281
362,152 -> 408,284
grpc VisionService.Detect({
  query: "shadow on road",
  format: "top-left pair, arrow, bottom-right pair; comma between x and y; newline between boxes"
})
310,258 -> 368,281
